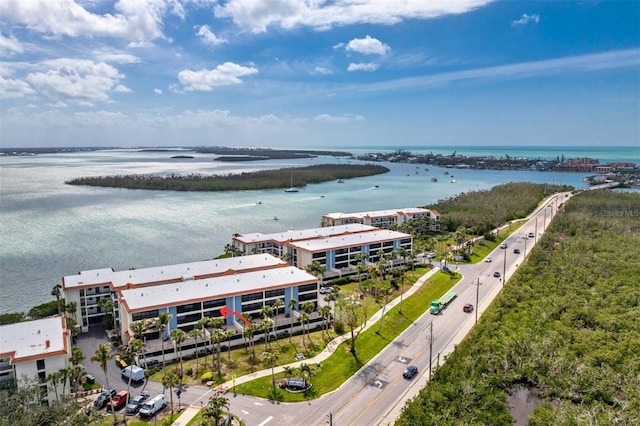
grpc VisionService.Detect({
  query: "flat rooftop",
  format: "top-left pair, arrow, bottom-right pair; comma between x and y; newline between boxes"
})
0,317 -> 69,363
119,266 -> 319,313
62,254 -> 287,291
232,224 -> 376,244
288,229 -> 412,252
323,207 -> 437,220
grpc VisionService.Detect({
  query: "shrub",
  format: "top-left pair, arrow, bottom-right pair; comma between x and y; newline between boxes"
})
333,320 -> 344,334
483,232 -> 496,242
201,371 -> 214,383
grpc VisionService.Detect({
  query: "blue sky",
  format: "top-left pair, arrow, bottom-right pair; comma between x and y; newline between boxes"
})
1,0 -> 638,148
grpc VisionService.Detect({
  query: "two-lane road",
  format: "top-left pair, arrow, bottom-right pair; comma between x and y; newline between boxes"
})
226,193 -> 570,426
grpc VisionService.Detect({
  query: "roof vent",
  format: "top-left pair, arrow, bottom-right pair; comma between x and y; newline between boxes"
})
45,340 -> 50,348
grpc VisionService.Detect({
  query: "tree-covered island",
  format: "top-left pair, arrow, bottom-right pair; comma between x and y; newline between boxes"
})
65,164 -> 390,191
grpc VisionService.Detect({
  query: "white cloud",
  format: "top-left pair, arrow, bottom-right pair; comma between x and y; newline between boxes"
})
0,73 -> 36,99
215,0 -> 493,32
177,62 -> 259,91
347,62 -> 379,72
154,88 -> 163,94
345,35 -> 390,55
312,66 -> 333,75
0,0 -> 181,41
25,58 -> 125,104
357,49 -> 640,92
0,33 -> 24,56
314,113 -> 364,122
512,13 -> 540,26
114,84 -> 131,92
195,25 -> 228,45
93,50 -> 142,64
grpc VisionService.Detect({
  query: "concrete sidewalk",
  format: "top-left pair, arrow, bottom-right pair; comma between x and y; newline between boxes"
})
171,267 -> 439,425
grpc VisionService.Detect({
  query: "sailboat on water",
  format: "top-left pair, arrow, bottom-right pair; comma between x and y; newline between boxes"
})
284,174 -> 299,193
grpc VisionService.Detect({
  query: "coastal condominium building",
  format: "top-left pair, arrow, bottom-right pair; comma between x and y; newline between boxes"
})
62,254 -> 319,363
232,224 -> 413,281
0,316 -> 71,404
320,207 -> 440,232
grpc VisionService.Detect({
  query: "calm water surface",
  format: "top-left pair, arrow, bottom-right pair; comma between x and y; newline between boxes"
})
0,149 -> 597,313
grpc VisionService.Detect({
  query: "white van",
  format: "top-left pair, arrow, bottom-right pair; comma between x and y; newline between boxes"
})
138,394 -> 166,418
121,365 -> 145,382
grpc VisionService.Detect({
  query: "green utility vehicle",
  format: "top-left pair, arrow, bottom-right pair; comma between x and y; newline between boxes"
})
430,291 -> 457,314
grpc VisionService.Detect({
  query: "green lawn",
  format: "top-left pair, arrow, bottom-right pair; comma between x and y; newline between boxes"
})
241,269 -> 460,402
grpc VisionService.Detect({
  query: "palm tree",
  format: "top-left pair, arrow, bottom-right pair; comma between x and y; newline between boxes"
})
189,328 -> 202,376
123,338 -> 143,422
130,320 -> 147,366
272,298 -> 284,347
91,343 -> 116,424
46,371 -> 62,401
259,319 -> 273,351
211,328 -> 227,377
51,284 -> 63,315
262,350 -> 280,389
162,372 -> 180,415
197,316 -> 211,365
298,362 -> 314,387
288,298 -> 298,343
305,260 -> 326,287
202,394 -> 230,426
170,329 -> 187,379
64,300 -> 78,322
299,312 -> 309,351
242,324 -> 256,368
69,346 -> 85,366
204,317 -> 224,371
59,366 -> 70,395
69,365 -> 85,401
156,312 -> 171,378
319,305 -> 332,341
225,330 -> 235,362
99,298 -> 116,331
260,305 -> 274,349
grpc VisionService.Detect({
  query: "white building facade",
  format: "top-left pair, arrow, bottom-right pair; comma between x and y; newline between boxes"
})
321,207 -> 440,232
0,316 -> 71,404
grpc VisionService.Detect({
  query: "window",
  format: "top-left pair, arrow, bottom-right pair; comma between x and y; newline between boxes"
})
298,283 -> 317,293
36,359 -> 45,371
132,310 -> 159,321
241,292 -> 263,302
177,303 -> 199,314
203,299 -> 225,309
264,289 -> 284,298
38,371 -> 46,383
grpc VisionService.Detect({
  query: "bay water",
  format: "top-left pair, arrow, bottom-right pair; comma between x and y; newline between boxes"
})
0,146 -> 635,314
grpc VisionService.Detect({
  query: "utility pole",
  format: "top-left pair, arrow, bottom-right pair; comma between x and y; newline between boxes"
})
475,277 -> 479,324
535,218 -> 538,243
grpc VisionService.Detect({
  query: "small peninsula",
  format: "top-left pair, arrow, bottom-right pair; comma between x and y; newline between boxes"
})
65,164 -> 390,191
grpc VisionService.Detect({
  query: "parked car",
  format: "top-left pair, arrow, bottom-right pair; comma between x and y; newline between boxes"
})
493,271 -> 501,278
125,393 -> 150,415
463,303 -> 474,313
319,286 -> 330,294
403,365 -> 418,380
513,248 -> 521,254
139,394 -> 167,418
92,389 -> 116,410
106,390 -> 129,412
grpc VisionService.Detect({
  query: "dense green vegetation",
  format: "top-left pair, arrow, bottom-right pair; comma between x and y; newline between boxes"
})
396,190 -> 640,426
65,164 -> 389,191
0,300 -> 59,325
426,182 -> 571,234
198,147 -> 351,160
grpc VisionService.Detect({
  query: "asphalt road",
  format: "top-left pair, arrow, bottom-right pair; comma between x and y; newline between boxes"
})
77,192 -> 570,425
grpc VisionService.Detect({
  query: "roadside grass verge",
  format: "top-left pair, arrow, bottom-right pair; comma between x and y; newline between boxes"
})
240,270 -> 460,402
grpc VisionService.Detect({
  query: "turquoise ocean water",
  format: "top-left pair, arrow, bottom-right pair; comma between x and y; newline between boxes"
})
0,145 -> 637,313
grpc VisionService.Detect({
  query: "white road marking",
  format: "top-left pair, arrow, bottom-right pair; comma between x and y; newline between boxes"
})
257,416 -> 273,426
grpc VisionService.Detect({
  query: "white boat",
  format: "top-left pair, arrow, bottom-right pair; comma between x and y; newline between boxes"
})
284,174 -> 299,192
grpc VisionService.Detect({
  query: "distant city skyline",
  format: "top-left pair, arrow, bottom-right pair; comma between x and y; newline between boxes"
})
1,0 -> 638,148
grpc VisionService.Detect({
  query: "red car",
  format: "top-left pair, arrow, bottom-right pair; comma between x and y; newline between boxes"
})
106,391 -> 129,412
463,303 -> 474,313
